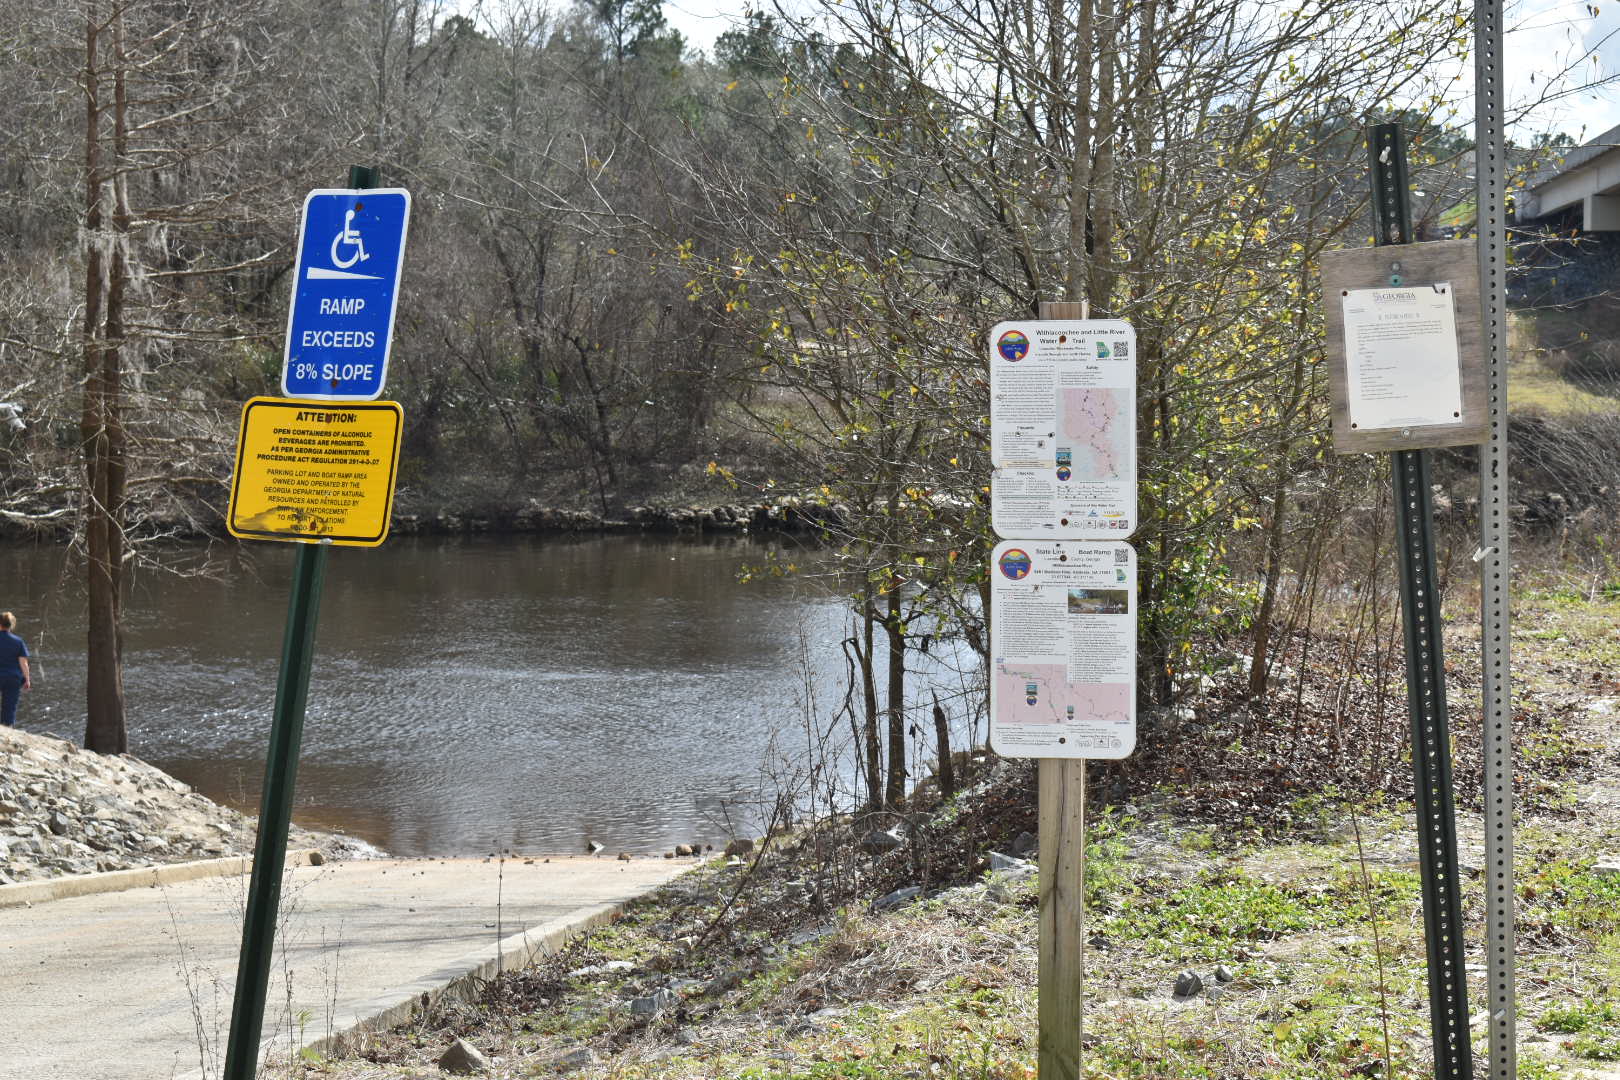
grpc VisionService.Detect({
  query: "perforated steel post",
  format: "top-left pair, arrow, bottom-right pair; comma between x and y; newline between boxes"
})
1474,1 -> 1517,1073
1367,124 -> 1474,1080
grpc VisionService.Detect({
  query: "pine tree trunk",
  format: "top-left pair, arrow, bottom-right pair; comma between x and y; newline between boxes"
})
80,1 -> 128,755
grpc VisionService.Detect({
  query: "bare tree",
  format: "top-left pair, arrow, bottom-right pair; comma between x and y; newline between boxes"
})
61,0 -> 326,751
656,0 -> 1498,740
79,0 -> 131,752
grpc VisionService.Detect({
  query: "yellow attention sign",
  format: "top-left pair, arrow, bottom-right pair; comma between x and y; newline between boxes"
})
228,397 -> 403,546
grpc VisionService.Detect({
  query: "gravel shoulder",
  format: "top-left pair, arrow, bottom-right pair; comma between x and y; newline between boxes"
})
0,725 -> 373,884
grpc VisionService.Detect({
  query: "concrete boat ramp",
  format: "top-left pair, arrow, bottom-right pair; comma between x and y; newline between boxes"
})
0,854 -> 692,1079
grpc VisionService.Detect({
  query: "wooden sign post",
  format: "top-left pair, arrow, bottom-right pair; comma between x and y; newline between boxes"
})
1035,299 -> 1087,1080
1038,755 -> 1086,1076
986,299 -> 1139,1079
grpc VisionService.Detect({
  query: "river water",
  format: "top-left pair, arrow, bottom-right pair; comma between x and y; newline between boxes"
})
10,535 -> 979,856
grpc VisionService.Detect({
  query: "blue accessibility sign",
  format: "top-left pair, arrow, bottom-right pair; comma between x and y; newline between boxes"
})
282,188 -> 412,401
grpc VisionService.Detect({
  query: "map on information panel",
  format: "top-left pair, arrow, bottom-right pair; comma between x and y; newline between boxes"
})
1060,387 -> 1133,479
989,320 -> 1136,539
989,540 -> 1137,759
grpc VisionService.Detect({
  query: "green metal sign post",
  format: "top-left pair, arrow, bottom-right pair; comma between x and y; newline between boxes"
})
1366,125 -> 1474,1080
221,165 -> 380,1080
221,539 -> 327,1079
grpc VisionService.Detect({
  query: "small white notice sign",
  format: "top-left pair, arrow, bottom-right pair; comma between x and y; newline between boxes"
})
1341,284 -> 1464,431
989,540 -> 1137,760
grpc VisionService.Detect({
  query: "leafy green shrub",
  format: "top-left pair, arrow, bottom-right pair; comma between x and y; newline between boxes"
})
1107,871 -> 1350,954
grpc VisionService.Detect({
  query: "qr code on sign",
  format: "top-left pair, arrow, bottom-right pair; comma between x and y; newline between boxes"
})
1113,339 -> 1130,359
1113,547 -> 1129,564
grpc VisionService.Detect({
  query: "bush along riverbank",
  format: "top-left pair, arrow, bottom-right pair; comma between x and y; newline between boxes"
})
257,583 -> 1620,1080
0,726 -> 368,883
388,498 -> 850,538
0,492 -> 849,545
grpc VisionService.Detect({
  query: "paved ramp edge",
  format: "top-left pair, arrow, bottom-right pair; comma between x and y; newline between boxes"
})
177,873 -> 683,1079
0,850 -> 321,909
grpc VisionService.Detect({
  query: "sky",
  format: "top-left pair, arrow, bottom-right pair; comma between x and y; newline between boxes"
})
660,0 -> 755,53
565,0 -> 1620,148
1511,0 -> 1620,140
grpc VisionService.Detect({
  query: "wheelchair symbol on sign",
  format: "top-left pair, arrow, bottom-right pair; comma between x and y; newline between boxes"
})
306,207 -> 384,281
331,210 -> 370,269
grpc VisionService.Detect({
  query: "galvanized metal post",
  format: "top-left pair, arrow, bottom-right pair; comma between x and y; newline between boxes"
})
221,164 -> 377,1080
1473,0 -> 1516,1073
1367,125 -> 1474,1080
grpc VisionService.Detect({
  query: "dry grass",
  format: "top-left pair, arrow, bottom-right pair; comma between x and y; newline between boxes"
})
1509,308 -> 1620,418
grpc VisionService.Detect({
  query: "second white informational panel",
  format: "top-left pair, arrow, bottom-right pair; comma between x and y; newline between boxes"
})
988,320 -> 1137,539
989,540 -> 1137,760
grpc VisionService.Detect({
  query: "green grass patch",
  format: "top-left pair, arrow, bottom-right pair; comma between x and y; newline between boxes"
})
1522,859 -> 1620,936
1105,871 -> 1355,955
1515,587 -> 1620,674
1540,998 -> 1619,1034
1083,808 -> 1141,906
1517,1050 -> 1580,1079
729,1062 -> 903,1079
1537,990 -> 1620,1061
1508,309 -> 1620,417
1517,716 -> 1596,770
1082,1032 -> 1223,1078
1540,996 -> 1620,1061
1572,1030 -> 1620,1061
1528,586 -> 1620,613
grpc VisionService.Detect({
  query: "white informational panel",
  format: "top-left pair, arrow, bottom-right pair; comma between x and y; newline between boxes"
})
988,320 -> 1136,540
989,539 -> 1137,760
1341,285 -> 1464,431
1319,240 -> 1485,453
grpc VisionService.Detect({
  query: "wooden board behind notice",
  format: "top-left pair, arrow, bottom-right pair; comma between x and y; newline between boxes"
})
1320,239 -> 1487,454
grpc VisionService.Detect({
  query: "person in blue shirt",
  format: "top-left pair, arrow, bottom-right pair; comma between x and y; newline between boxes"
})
0,611 -> 31,728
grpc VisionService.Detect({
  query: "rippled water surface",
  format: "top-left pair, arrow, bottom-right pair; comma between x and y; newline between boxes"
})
12,535 -> 974,855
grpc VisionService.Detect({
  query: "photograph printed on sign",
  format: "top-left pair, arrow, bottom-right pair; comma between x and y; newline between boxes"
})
988,540 -> 1137,759
988,320 -> 1137,539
